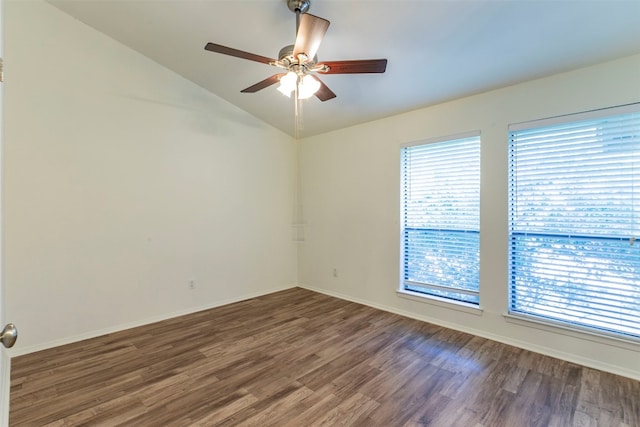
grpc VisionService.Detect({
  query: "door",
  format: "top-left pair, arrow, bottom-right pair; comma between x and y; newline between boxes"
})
0,0 -> 15,424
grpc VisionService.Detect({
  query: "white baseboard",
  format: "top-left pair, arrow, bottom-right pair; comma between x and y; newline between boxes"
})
10,284 -> 295,357
298,284 -> 640,381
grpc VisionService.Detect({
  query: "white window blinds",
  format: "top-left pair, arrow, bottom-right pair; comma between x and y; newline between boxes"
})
401,134 -> 480,305
508,104 -> 640,339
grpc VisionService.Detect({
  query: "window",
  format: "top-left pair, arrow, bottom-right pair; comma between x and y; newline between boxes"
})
508,104 -> 640,340
400,133 -> 480,305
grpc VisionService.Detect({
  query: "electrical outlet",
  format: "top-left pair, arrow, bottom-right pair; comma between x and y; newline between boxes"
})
188,280 -> 196,290
332,268 -> 338,278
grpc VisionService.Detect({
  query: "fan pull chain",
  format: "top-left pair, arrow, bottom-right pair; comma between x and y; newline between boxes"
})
294,82 -> 304,139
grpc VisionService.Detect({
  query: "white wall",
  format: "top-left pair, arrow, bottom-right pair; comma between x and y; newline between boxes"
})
299,54 -> 640,380
3,0 -> 298,354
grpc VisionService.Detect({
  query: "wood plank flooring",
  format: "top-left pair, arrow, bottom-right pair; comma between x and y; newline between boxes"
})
9,287 -> 640,426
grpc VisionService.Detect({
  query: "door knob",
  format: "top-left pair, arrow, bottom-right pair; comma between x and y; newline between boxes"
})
1,323 -> 17,348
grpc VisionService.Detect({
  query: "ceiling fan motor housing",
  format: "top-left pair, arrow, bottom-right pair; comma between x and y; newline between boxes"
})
278,45 -> 296,62
278,44 -> 319,71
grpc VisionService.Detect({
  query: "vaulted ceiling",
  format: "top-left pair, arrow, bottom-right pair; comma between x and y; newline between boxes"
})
47,0 -> 640,138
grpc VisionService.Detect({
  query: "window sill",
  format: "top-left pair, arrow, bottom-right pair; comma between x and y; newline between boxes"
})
503,312 -> 640,352
396,289 -> 483,316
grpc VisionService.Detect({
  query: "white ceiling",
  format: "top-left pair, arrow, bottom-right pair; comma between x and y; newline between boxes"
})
47,0 -> 640,138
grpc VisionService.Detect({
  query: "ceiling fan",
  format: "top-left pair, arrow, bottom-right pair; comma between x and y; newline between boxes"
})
204,0 -> 388,102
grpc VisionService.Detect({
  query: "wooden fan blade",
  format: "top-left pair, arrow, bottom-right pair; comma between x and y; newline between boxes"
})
241,73 -> 287,93
311,75 -> 336,102
205,42 -> 275,65
318,59 -> 387,74
293,14 -> 330,61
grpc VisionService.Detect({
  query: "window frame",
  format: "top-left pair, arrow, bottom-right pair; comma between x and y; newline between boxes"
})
507,103 -> 640,342
399,131 -> 481,308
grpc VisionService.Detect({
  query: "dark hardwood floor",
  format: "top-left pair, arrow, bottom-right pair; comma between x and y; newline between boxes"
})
9,287 -> 640,426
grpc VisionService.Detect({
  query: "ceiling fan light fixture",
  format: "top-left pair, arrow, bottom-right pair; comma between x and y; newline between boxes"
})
277,71 -> 297,97
298,74 -> 320,99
